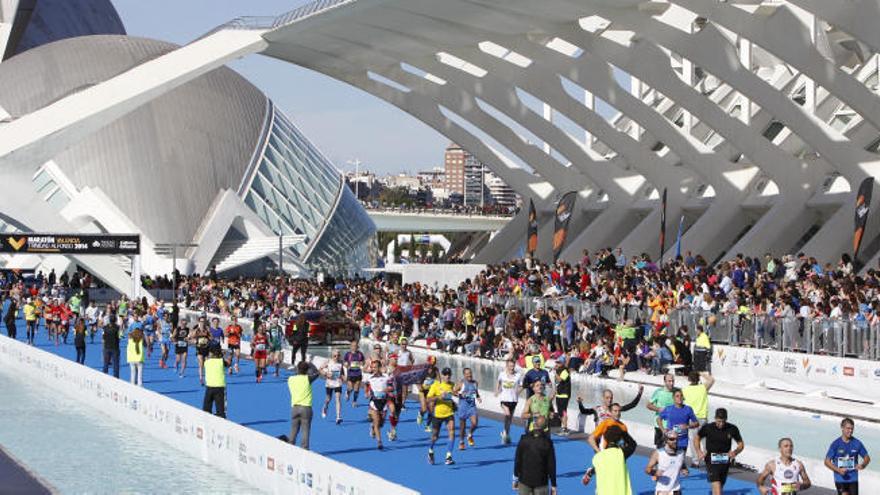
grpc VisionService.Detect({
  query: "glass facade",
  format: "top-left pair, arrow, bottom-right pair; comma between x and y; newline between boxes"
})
243,102 -> 376,274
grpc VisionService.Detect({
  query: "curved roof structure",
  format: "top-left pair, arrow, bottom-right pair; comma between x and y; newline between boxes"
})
1,0 -> 879,269
0,35 -> 267,244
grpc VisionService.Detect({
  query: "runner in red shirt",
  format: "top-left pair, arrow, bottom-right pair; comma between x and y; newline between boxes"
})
224,316 -> 242,375
252,326 -> 269,383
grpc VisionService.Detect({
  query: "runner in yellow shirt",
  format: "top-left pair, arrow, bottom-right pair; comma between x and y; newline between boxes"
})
427,367 -> 457,465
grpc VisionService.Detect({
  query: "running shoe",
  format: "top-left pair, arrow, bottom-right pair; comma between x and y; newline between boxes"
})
322,407 -> 328,419
458,441 -> 465,451
427,450 -> 435,465
416,414 -> 423,426
377,442 -> 383,451
445,453 -> 455,465
467,435 -> 474,447
424,424 -> 433,433
336,417 -> 342,425
369,428 -> 375,439
256,375 -> 262,384
352,400 -> 358,408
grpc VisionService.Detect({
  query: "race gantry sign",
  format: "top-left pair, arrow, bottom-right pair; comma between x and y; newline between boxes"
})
0,234 -> 140,255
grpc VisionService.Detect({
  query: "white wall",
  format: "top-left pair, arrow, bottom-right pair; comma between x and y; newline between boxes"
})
0,335 -> 416,495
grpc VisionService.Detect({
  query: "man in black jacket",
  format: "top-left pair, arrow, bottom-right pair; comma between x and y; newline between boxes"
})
102,315 -> 121,378
513,416 -> 557,495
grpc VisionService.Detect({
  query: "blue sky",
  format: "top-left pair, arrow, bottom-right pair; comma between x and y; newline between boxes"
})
111,0 -> 449,175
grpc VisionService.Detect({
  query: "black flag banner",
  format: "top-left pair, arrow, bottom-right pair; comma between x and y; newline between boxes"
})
854,177 -> 874,260
659,188 -> 668,263
552,191 -> 577,262
527,198 -> 538,257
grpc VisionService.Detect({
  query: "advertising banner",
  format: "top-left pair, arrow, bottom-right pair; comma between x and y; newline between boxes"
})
659,188 -> 667,262
853,177 -> 874,260
551,192 -> 577,262
0,233 -> 140,255
526,198 -> 538,257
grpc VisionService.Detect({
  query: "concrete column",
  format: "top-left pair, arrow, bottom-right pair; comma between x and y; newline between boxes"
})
738,37 -> 752,125
629,76 -> 641,140
542,102 -> 552,154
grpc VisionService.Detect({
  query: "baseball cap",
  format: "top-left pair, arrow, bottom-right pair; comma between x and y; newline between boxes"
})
532,355 -> 542,363
715,408 -> 728,420
441,367 -> 452,376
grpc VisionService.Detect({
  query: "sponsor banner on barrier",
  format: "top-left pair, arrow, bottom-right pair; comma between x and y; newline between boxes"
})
0,336 -> 415,495
712,345 -> 880,402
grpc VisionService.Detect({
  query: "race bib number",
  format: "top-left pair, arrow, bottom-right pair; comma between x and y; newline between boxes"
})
442,392 -> 453,401
780,483 -> 797,494
331,370 -> 341,380
502,381 -> 514,389
350,362 -> 361,369
176,341 -> 187,348
837,456 -> 855,470
373,391 -> 386,399
255,344 -> 266,351
710,453 -> 729,464
673,425 -> 685,435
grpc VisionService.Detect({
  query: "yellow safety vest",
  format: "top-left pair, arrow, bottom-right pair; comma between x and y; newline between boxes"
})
592,447 -> 633,495
205,358 -> 226,388
683,384 -> 709,420
288,375 -> 312,407
696,332 -> 711,350
127,339 -> 144,363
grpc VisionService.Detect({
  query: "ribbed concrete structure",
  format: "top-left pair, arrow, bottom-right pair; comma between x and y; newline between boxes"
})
1,0 -> 880,268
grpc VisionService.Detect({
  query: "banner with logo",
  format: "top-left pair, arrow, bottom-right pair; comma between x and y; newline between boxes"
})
0,233 -> 140,255
853,177 -> 874,260
526,198 -> 538,257
674,214 -> 685,259
552,192 -> 577,262
659,188 -> 667,263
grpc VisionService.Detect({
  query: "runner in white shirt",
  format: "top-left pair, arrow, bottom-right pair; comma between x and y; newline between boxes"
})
494,359 -> 521,444
646,430 -> 688,495
396,337 -> 414,366
756,438 -> 812,495
321,350 -> 345,424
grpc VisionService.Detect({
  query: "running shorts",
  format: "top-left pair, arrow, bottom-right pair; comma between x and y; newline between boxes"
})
370,398 -> 386,412
501,401 -> 518,415
835,482 -> 858,495
175,343 -> 188,354
228,343 -> 240,350
456,402 -> 477,421
555,397 -> 570,415
706,455 -> 731,485
432,415 -> 453,431
326,386 -> 342,396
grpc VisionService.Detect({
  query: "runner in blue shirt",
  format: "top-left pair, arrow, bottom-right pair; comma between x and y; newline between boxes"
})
209,317 -> 224,343
824,418 -> 870,495
657,389 -> 699,451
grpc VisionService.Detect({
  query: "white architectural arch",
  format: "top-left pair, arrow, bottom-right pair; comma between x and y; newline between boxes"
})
2,0 -> 880,267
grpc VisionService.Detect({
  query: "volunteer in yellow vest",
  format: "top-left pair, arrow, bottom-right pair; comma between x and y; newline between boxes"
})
694,324 -> 713,372
24,297 -> 38,345
684,371 -> 715,467
426,367 -> 457,465
288,360 -> 318,450
202,343 -> 231,418
127,328 -> 145,387
582,425 -> 633,495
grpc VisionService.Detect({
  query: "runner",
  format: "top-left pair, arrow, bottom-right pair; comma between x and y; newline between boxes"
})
694,408 -> 744,495
321,349 -> 344,424
84,301 -> 100,344
418,359 -> 439,433
657,389 -> 699,453
173,322 -> 190,378
343,340 -> 365,407
385,356 -> 401,441
587,403 -> 630,453
577,385 -> 644,425
824,418 -> 870,495
495,358 -> 522,444
455,367 -> 481,449
252,326 -> 269,383
645,431 -> 688,495
553,360 -> 571,435
523,381 -> 554,432
143,309 -> 156,359
757,437 -> 812,495
23,297 -> 38,345
193,319 -> 211,385
268,317 -> 285,377
157,313 -> 171,369
396,337 -> 414,366
209,317 -> 224,344
224,316 -> 242,374
647,373 -> 676,448
367,360 -> 392,450
427,367 -> 456,465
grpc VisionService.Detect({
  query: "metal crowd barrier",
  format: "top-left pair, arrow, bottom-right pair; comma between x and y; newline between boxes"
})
462,291 -> 880,361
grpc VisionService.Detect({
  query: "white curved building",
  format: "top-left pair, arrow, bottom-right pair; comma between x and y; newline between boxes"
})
1,0 -> 880,271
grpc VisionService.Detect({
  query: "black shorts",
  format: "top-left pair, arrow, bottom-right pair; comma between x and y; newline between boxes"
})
228,344 -> 240,351
432,415 -> 453,431
197,347 -> 209,357
706,457 -> 730,485
501,401 -> 518,415
326,386 -> 341,396
347,373 -> 362,383
555,397 -> 570,414
370,398 -> 386,412
835,482 -> 859,495
175,344 -> 188,355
